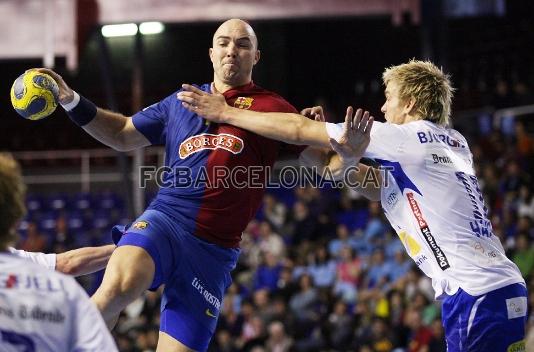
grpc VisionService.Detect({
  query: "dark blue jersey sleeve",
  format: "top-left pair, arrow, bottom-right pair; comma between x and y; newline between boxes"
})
132,93 -> 174,145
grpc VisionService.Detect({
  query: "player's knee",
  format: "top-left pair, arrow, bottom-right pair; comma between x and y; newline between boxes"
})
102,246 -> 155,301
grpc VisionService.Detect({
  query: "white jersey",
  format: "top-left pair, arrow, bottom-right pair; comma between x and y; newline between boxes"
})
0,253 -> 117,352
326,120 -> 524,299
7,247 -> 56,271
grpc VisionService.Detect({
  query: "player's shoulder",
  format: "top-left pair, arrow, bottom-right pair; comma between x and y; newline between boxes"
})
250,84 -> 297,113
160,83 -> 211,105
0,252 -> 78,290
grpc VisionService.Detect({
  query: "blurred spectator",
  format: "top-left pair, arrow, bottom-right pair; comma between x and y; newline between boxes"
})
501,160 -> 530,194
209,329 -> 238,352
20,222 -> 48,252
517,186 -> 534,219
262,194 -> 287,232
405,308 -> 433,352
364,202 -> 387,243
493,79 -> 513,109
328,223 -> 357,257
334,246 -> 362,303
265,321 -> 293,352
515,121 -> 534,158
51,215 -> 74,252
364,248 -> 393,290
258,221 -> 286,261
308,246 -> 337,289
512,233 -> 534,279
254,252 -> 283,291
289,274 -> 319,324
326,300 -> 354,349
290,201 -> 317,244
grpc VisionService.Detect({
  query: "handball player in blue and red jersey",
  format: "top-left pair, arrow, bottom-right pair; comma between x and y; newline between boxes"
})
36,19 -> 303,351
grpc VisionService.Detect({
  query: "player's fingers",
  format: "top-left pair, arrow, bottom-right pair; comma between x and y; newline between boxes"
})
343,106 -> 353,134
311,106 -> 325,118
181,101 -> 196,111
314,113 -> 324,122
352,108 -> 363,131
359,111 -> 370,133
365,116 -> 374,136
181,83 -> 205,95
300,107 -> 313,117
176,93 -> 197,105
32,68 -> 62,82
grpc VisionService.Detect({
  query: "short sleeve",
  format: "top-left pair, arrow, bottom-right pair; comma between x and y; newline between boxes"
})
132,94 -> 174,145
8,247 -> 56,271
326,121 -> 407,161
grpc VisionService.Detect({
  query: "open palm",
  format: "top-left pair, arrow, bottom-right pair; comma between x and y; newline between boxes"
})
330,107 -> 374,164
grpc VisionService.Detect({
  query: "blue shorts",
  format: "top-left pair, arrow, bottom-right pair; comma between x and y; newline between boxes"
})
112,209 -> 239,351
442,283 -> 527,352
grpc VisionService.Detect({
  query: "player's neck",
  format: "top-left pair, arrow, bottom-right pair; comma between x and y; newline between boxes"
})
213,79 -> 252,93
402,114 -> 422,124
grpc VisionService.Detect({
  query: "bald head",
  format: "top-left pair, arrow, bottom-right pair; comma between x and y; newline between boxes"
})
210,18 -> 261,90
213,19 -> 258,49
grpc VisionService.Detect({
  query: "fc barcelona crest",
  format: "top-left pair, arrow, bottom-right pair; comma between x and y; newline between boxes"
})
234,97 -> 254,110
132,220 -> 149,230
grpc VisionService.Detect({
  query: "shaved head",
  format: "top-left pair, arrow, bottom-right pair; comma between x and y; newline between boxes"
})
213,19 -> 258,49
210,18 -> 261,90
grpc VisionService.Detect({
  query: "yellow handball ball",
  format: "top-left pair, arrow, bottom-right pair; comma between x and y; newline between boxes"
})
10,71 -> 59,120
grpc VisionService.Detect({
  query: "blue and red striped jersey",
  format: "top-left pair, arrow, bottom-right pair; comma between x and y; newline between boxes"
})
132,82 -> 299,248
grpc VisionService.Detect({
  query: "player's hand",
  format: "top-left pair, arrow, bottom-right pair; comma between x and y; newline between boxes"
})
301,106 -> 325,122
177,83 -> 229,123
329,107 -> 374,165
28,68 -> 75,105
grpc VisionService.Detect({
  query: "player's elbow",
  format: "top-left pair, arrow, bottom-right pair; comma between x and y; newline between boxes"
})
56,253 -> 80,276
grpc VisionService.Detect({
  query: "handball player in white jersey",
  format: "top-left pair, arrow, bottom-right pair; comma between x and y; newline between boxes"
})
177,60 -> 528,351
0,153 -> 117,352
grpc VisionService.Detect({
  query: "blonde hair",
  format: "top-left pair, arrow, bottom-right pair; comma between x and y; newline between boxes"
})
382,60 -> 454,126
0,153 -> 26,249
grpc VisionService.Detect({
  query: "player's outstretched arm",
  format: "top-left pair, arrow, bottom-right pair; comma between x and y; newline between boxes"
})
328,107 -> 381,201
178,83 -> 331,148
34,68 -> 150,152
56,244 -> 116,276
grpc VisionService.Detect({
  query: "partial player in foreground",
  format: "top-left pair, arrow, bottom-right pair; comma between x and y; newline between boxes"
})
0,153 -> 118,351
178,60 -> 528,351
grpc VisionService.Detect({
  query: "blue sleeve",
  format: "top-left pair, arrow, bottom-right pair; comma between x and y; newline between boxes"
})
132,94 -> 174,145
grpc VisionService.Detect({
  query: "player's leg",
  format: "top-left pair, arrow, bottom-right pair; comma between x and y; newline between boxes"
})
92,209 -> 175,329
91,245 -> 154,328
157,228 -> 239,352
157,332 -> 195,352
442,283 -> 527,352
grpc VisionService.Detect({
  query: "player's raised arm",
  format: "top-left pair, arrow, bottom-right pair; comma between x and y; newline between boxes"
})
34,68 -> 151,152
178,83 -> 331,148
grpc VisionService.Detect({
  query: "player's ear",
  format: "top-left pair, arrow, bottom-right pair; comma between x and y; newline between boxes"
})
404,97 -> 416,114
253,50 -> 261,66
209,48 -> 214,63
